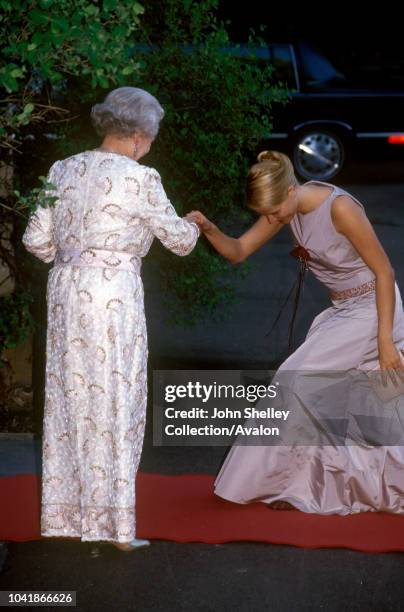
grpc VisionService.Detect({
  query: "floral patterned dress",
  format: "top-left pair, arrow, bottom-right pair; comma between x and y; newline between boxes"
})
22,150 -> 199,542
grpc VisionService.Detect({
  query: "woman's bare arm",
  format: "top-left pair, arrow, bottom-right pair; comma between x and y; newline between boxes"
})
186,211 -> 284,264
331,195 -> 403,371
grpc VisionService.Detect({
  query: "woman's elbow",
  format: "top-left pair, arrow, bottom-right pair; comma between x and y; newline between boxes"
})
228,245 -> 246,265
171,240 -> 198,257
22,239 -> 56,263
228,252 -> 245,265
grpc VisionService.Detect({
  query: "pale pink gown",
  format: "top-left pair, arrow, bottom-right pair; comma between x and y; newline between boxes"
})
214,180 -> 404,515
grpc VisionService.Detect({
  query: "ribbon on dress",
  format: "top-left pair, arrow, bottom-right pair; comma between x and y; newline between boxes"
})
266,243 -> 311,355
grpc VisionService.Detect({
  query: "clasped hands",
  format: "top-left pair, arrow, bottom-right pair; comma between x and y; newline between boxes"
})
185,210 -> 214,233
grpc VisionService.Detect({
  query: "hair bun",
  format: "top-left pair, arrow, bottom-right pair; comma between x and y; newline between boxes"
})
257,150 -> 282,164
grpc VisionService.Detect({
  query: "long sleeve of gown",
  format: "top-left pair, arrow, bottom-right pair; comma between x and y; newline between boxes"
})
21,161 -> 60,263
137,167 -> 200,256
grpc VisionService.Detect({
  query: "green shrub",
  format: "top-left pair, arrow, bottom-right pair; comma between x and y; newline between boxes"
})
0,0 -> 290,348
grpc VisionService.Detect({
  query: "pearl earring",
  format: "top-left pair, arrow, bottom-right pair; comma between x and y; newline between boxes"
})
133,142 -> 138,155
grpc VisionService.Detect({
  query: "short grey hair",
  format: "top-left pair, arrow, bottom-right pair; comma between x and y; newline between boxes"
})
91,87 -> 165,139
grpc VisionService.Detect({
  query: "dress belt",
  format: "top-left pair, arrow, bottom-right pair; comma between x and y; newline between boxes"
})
54,247 -> 141,273
329,278 -> 376,301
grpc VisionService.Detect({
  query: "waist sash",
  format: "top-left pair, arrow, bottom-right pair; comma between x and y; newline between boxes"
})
54,247 -> 141,273
330,278 -> 376,301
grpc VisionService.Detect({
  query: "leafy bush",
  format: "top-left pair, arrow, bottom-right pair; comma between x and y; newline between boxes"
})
0,290 -> 35,350
0,0 -> 290,349
123,0 -> 290,322
0,0 -> 144,353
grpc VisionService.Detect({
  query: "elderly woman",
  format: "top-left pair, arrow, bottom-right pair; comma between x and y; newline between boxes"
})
22,87 -> 200,551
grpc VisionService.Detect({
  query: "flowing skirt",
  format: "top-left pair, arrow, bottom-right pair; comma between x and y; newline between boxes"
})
214,283 -> 404,514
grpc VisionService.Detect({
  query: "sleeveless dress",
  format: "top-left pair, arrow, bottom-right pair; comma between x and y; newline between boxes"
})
214,180 -> 404,515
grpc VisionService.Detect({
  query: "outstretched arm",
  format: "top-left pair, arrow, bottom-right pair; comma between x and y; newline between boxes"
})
135,168 -> 200,256
186,211 -> 283,264
331,195 -> 403,373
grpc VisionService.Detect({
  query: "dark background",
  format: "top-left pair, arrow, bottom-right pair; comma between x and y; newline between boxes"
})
217,3 -> 404,83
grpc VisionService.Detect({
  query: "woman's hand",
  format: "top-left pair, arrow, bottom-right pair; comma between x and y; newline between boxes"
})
185,210 -> 215,234
185,210 -> 284,263
377,338 -> 404,384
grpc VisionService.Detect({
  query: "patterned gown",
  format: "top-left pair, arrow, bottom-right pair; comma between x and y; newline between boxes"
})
214,180 -> 404,514
22,150 -> 199,542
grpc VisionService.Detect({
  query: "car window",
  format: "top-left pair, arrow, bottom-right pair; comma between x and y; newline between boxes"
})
218,45 -> 293,91
130,43 -> 298,91
219,45 -> 271,61
267,45 -> 298,90
298,42 -> 347,88
218,45 -> 274,75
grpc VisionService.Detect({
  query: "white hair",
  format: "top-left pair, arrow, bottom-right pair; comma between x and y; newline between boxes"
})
91,87 -> 165,139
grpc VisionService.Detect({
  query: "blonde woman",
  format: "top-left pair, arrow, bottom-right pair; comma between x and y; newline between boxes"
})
186,150 -> 404,515
22,87 -> 200,551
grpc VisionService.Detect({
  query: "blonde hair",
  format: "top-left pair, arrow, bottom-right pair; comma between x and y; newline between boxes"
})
246,150 -> 298,212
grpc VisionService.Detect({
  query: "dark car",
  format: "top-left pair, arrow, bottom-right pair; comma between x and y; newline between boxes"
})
260,40 -> 404,180
130,41 -> 404,181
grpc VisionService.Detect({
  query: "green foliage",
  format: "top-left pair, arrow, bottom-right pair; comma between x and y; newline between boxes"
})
0,290 -> 35,351
0,0 -> 291,343
0,0 -> 144,149
131,0 -> 290,323
0,0 -> 144,92
14,178 -> 58,214
0,0 -> 144,354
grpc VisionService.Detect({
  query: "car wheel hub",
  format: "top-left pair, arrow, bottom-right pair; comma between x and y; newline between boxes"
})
295,132 -> 343,180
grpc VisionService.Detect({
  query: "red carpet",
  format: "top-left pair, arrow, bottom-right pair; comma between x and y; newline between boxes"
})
1,472 -> 404,552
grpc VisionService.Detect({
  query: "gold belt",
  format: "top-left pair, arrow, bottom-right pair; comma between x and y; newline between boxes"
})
330,278 -> 376,301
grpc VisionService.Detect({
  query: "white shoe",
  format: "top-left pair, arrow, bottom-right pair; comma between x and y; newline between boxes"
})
113,538 -> 151,551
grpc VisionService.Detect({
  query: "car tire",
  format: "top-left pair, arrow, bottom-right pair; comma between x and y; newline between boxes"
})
291,128 -> 347,181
